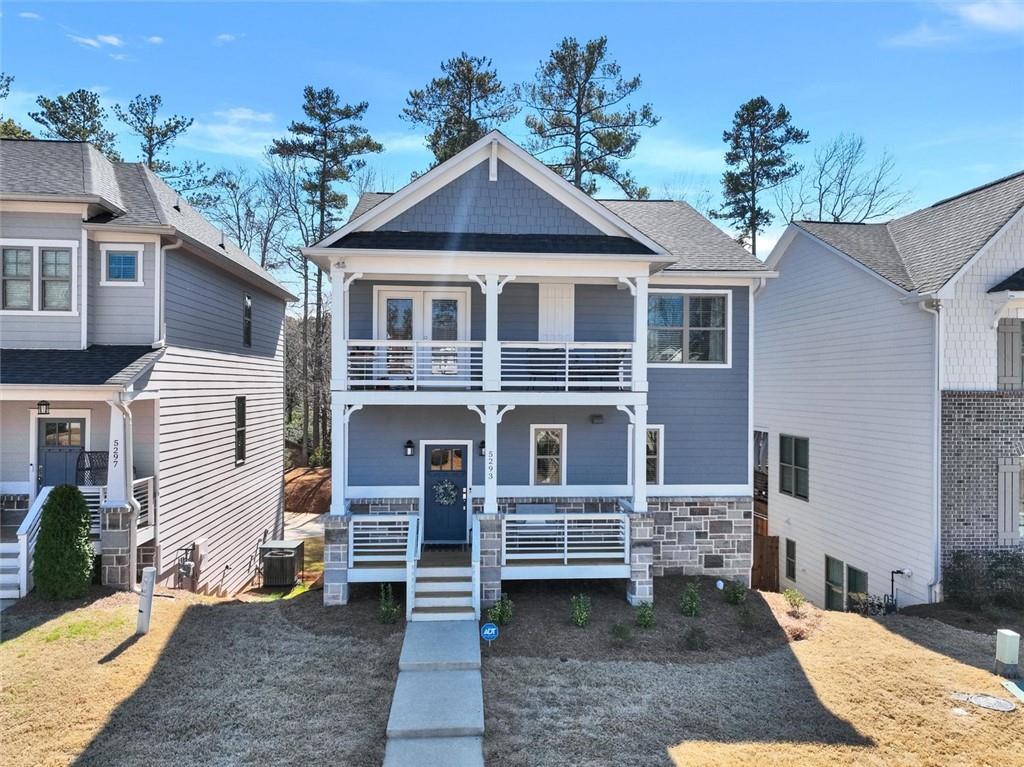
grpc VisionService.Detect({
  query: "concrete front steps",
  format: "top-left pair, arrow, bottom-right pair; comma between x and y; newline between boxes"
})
410,567 -> 476,622
384,620 -> 485,767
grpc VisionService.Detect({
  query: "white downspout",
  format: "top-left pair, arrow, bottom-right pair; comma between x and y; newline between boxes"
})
920,298 -> 944,602
108,393 -> 142,590
153,238 -> 182,348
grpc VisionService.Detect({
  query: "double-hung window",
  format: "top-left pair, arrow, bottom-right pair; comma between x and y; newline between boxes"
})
40,248 -> 72,310
648,292 -> 729,365
2,248 -> 32,309
234,396 -> 247,465
780,435 -> 810,500
101,244 -> 144,286
531,425 -> 565,485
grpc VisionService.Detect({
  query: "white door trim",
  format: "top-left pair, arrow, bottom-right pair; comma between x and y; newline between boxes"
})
418,438 -> 474,544
28,407 -> 93,500
372,285 -> 471,341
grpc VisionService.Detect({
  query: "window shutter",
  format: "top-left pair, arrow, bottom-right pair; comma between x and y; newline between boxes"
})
997,320 -> 1023,390
997,457 -> 1021,545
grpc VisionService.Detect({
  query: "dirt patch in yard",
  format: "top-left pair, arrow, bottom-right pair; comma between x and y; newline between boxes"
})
0,584 -> 400,767
482,575 -> 821,664
284,467 -> 331,516
484,608 -> 1018,767
901,601 -> 1024,637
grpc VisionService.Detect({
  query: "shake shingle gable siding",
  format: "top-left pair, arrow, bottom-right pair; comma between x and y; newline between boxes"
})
0,345 -> 161,385
332,230 -> 655,254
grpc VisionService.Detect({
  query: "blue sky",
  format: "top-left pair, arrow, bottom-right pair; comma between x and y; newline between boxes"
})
2,1 -> 1023,252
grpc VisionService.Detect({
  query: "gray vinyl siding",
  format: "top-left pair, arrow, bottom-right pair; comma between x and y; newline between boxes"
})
87,239 -> 157,344
346,405 -> 629,487
0,211 -> 84,349
498,282 -> 537,340
164,248 -> 280,356
574,283 -> 632,342
380,160 -> 601,236
648,285 -> 750,485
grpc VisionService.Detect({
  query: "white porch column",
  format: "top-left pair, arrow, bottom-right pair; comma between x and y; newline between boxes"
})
483,273 -> 500,391
633,276 -> 649,393
104,401 -> 132,507
331,400 -> 349,516
101,397 -> 139,590
632,403 -> 648,513
331,263 -> 348,391
483,404 -> 498,513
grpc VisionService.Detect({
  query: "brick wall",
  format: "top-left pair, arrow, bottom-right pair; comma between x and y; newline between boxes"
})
942,390 -> 1024,557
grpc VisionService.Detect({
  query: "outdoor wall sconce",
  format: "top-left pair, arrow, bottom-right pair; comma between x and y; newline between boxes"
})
590,413 -> 604,425
479,440 -> 486,456
36,400 -> 50,415
404,440 -> 415,457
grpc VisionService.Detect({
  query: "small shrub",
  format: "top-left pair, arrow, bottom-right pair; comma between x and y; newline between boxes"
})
635,601 -> 655,629
782,588 -> 806,612
378,583 -> 401,624
847,592 -> 885,616
944,551 -> 990,609
487,592 -> 514,625
610,621 -> 634,648
679,581 -> 701,617
33,485 -> 94,600
737,600 -> 755,629
682,625 -> 709,651
723,581 -> 747,605
570,593 -> 591,627
987,550 -> 1024,609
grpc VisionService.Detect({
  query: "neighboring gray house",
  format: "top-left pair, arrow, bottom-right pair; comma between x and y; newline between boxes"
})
756,171 -> 1024,610
0,139 -> 295,599
302,131 -> 773,620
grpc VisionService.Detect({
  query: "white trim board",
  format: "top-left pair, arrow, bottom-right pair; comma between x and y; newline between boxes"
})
0,238 -> 80,316
27,407 -> 94,500
346,483 -> 753,499
647,287 -> 733,369
99,242 -> 145,287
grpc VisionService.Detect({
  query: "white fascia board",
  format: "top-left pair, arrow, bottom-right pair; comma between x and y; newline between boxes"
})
651,272 -> 776,285
935,202 -> 1024,299
310,129 -> 669,256
0,384 -> 122,401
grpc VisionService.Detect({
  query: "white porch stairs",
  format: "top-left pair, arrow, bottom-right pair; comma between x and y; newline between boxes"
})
410,567 -> 476,622
0,542 -> 20,600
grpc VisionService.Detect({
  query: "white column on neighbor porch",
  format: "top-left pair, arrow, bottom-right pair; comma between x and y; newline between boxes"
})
633,276 -> 649,393
632,403 -> 648,513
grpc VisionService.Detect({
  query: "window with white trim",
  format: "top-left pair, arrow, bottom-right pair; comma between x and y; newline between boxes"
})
531,425 -> 565,485
101,244 -> 144,286
648,292 -> 728,364
646,425 -> 663,484
780,434 -> 809,501
243,293 -> 253,348
40,248 -> 72,310
2,247 -> 32,309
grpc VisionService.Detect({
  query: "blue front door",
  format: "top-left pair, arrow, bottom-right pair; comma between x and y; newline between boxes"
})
423,444 -> 468,543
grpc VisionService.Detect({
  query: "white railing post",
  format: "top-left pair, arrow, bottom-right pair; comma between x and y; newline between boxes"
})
406,516 -> 419,620
563,516 -> 569,565
621,513 -> 630,564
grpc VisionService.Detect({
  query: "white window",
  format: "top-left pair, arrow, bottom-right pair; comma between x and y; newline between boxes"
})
530,424 -> 566,485
0,240 -> 78,314
646,425 -> 663,485
648,290 -> 730,366
100,244 -> 144,286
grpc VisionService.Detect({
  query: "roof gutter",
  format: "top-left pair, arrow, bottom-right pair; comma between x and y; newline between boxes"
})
917,297 -> 944,602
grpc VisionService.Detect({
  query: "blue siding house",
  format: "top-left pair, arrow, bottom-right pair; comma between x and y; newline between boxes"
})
303,132 -> 773,619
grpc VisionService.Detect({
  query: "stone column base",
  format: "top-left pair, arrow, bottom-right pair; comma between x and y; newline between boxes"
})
477,514 -> 502,607
324,515 -> 350,606
100,506 -> 134,590
627,542 -> 654,605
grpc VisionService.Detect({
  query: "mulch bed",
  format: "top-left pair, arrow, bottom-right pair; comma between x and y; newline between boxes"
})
901,601 -> 1024,636
481,574 -> 821,664
274,582 -> 408,641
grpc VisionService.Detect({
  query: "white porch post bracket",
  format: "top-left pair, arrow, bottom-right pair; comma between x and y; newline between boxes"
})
469,404 -> 514,513
331,403 -> 363,516
632,276 -> 649,393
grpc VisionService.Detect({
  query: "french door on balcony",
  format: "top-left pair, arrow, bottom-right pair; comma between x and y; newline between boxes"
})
374,288 -> 469,381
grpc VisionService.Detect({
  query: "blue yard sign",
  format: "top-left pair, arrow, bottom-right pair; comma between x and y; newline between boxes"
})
481,622 -> 499,644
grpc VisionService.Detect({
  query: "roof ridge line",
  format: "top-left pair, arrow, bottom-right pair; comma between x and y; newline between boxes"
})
137,164 -> 170,226
925,169 -> 1024,209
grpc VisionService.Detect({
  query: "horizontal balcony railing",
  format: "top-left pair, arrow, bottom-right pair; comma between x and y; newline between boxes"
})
502,513 -> 630,565
347,340 -> 484,390
500,342 -> 633,390
346,339 -> 634,391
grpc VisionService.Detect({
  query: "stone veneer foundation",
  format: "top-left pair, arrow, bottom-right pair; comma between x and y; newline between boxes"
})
100,507 -> 134,589
941,391 -> 1024,558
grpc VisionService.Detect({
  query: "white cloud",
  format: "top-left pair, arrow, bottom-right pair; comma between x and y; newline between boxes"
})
68,35 -> 102,49
213,106 -> 274,123
146,36 -> 164,44
19,11 -> 42,20
379,132 -> 428,154
109,53 -> 129,62
955,0 -> 1024,31
215,33 -> 241,44
96,34 -> 124,47
631,134 -> 724,175
882,22 -> 957,48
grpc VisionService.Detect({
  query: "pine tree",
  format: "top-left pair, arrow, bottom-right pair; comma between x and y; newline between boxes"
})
271,87 -> 382,460
402,52 -> 518,165
29,89 -> 120,158
521,36 -> 659,198
712,96 -> 808,256
0,73 -> 33,139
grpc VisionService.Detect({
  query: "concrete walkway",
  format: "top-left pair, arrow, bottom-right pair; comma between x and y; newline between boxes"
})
383,620 -> 484,767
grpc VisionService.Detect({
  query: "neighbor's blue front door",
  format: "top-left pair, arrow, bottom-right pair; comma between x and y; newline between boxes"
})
423,444 -> 468,543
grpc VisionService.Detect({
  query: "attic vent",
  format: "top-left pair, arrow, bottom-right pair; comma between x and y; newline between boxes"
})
173,194 -> 181,212
219,228 -> 226,250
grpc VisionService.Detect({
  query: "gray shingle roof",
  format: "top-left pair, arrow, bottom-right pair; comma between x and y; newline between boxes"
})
0,345 -> 163,386
0,139 -> 294,301
334,230 -> 655,254
795,170 -> 1024,293
345,192 -> 767,271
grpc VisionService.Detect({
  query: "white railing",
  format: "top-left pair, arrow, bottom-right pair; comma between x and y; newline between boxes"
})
133,477 -> 155,528
502,513 -> 630,565
500,342 -> 633,390
349,514 -> 413,566
471,516 -> 481,619
405,516 -> 420,621
347,340 -> 483,389
17,486 -> 51,596
80,486 -> 104,534
79,477 -> 156,534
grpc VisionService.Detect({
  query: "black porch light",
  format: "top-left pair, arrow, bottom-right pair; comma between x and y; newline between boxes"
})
478,440 -> 486,457
404,440 -> 415,457
36,400 -> 50,415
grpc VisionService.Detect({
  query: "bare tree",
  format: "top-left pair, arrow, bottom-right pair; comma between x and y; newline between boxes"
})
351,163 -> 399,200
207,164 -> 289,270
776,133 -> 912,223
659,173 -> 716,218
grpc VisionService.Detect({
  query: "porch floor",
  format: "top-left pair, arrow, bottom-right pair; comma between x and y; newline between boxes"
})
419,548 -> 470,568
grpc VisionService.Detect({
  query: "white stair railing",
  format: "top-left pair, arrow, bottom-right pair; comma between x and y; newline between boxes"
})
17,486 -> 51,596
133,476 -> 155,528
471,516 -> 481,619
405,516 -> 420,621
80,486 -> 104,534
502,513 -> 629,566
